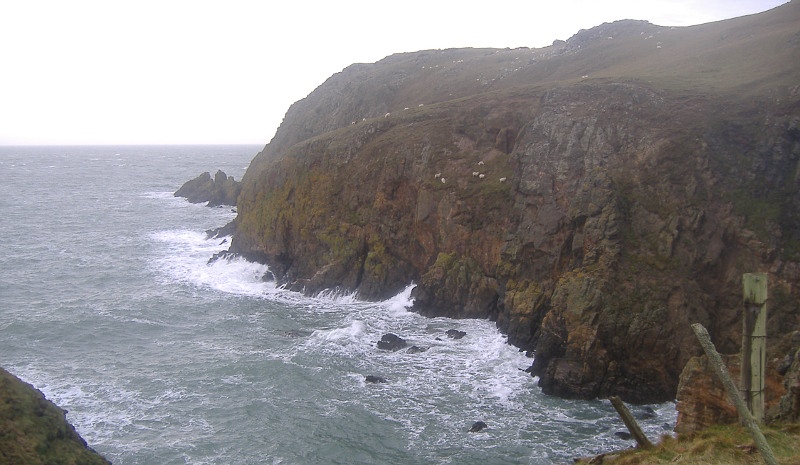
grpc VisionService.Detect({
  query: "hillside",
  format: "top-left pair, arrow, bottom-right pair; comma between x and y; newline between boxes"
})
0,368 -> 110,465
230,1 -> 800,403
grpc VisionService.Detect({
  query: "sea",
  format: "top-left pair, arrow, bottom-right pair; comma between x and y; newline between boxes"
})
0,145 -> 676,465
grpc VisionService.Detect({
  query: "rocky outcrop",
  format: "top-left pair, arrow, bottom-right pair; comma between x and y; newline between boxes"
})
230,2 -> 800,403
174,170 -> 241,207
376,333 -> 407,351
776,331 -> 800,422
0,367 -> 110,465
675,351 -> 788,434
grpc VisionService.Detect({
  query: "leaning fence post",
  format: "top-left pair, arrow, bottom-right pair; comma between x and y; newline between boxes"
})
742,272 -> 767,424
691,323 -> 778,465
609,396 -> 653,449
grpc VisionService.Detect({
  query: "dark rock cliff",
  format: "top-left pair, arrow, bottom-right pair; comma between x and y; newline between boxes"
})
174,169 -> 241,207
230,2 -> 800,403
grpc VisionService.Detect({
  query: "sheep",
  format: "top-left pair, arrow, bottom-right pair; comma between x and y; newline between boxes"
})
418,104 -> 424,107
385,112 -> 391,118
441,177 -> 446,184
478,173 -> 485,179
477,161 -> 485,166
472,171 -> 479,177
499,177 -> 507,183
434,173 -> 442,178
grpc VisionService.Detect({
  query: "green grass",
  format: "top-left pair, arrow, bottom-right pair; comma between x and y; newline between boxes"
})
0,367 -> 110,465
578,424 -> 800,465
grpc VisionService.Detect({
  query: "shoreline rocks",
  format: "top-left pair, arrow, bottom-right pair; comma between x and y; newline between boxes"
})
376,333 -> 407,351
174,170 -> 241,207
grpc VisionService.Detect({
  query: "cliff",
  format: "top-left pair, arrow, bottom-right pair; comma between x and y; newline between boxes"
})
0,367 -> 110,465
230,2 -> 800,403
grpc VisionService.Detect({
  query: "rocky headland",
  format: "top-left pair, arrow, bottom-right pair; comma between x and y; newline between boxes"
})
0,367 -> 110,465
225,2 -> 800,405
174,169 -> 241,207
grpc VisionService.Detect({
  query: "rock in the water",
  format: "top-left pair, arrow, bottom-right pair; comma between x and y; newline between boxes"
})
468,421 -> 487,433
636,406 -> 657,420
175,169 -> 242,207
377,333 -> 407,351
614,431 -> 632,440
365,375 -> 387,383
446,329 -> 467,339
206,220 -> 236,239
407,345 -> 428,354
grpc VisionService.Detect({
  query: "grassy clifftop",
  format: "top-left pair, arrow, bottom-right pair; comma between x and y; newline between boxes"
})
0,367 -> 110,465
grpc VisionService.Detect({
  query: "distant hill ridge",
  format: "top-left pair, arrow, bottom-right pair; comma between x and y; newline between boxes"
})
230,1 -> 800,403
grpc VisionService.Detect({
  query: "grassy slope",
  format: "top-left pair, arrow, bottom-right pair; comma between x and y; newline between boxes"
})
0,368 -> 110,465
585,423 -> 800,465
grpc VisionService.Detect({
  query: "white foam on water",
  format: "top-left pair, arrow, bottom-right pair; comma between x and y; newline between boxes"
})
313,320 -> 367,342
150,229 -> 275,298
143,219 -> 679,463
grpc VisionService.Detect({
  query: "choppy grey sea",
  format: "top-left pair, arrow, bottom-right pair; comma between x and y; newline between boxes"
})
0,145 -> 676,464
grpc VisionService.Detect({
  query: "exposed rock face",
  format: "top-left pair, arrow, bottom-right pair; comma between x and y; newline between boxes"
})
230,3 -> 800,403
674,355 -> 740,434
776,331 -> 800,422
0,367 -> 111,465
174,169 -> 241,207
675,353 -> 787,434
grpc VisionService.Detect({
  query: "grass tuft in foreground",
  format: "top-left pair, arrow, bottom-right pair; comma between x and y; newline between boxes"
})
579,424 -> 800,465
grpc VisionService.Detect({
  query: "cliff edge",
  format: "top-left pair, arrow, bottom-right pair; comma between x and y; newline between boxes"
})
0,367 -> 110,465
230,2 -> 800,403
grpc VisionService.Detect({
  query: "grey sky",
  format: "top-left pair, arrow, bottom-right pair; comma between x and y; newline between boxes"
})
0,0 -> 789,145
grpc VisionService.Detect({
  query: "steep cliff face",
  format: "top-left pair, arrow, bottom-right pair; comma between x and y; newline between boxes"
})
232,2 -> 800,403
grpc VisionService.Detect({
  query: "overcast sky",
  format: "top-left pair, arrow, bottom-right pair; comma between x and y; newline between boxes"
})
0,0 -> 789,145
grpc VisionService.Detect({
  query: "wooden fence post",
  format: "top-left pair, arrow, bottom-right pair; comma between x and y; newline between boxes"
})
609,396 -> 654,449
742,272 -> 767,424
691,323 -> 778,465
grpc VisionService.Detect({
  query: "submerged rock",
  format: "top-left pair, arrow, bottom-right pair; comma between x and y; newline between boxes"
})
614,431 -> 632,441
365,375 -> 387,384
407,345 -> 428,354
376,333 -> 407,351
468,421 -> 487,433
445,329 -> 467,340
